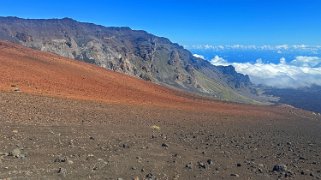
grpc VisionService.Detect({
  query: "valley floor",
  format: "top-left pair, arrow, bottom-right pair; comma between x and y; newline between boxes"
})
0,92 -> 320,179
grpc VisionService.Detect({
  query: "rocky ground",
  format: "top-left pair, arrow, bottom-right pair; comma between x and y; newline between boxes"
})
1,41 -> 321,179
0,92 -> 320,179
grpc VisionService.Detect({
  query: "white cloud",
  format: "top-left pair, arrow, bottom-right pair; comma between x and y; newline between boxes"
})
280,57 -> 286,65
193,54 -> 205,59
275,44 -> 289,50
291,56 -> 321,67
210,55 -> 227,65
256,58 -> 263,64
187,44 -> 321,51
293,44 -> 307,49
210,55 -> 321,88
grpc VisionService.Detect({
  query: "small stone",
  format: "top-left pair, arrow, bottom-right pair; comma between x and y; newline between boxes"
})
57,167 -> 67,177
10,148 -> 21,157
117,178 -> 124,180
13,87 -> 20,92
198,161 -> 206,169
122,144 -> 130,148
287,142 -> 292,145
173,153 -> 179,157
273,164 -> 287,172
151,125 -> 160,130
19,153 -> 26,159
12,130 -> 18,133
185,162 -> 193,169
86,154 -> 95,160
161,143 -> 169,148
67,160 -> 74,164
132,177 -> 139,180
9,148 -> 25,158
207,159 -> 213,165
54,155 -> 67,163
87,154 -> 94,157
230,173 -> 240,177
286,170 -> 293,177
258,168 -> 263,173
145,173 -> 156,180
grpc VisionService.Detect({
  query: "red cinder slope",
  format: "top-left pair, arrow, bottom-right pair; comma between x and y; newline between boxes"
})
0,41 -> 292,117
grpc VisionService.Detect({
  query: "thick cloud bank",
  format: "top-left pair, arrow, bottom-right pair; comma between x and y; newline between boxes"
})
207,55 -> 321,88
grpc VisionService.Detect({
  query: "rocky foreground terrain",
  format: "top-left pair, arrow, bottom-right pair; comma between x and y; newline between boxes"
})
0,92 -> 320,179
0,41 -> 320,179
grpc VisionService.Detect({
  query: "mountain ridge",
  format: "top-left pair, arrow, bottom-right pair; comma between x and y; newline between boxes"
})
0,16 -> 266,104
0,40 -> 274,113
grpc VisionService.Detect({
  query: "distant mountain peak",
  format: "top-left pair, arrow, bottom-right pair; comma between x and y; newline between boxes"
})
61,17 -> 75,21
0,16 -> 269,104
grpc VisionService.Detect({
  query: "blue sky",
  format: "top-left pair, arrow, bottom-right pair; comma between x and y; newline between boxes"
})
1,0 -> 320,46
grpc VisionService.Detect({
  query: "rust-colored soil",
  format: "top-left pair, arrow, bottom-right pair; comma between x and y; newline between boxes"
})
0,41 -> 290,118
0,41 -> 320,179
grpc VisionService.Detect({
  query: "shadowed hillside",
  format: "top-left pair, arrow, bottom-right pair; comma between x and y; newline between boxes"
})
0,17 -> 270,104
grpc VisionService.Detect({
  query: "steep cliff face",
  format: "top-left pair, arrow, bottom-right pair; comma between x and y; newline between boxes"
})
0,17 -> 262,103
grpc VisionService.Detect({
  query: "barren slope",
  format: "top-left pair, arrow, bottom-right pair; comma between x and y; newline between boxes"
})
0,41 -> 278,116
0,17 -> 264,104
1,41 -> 321,179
